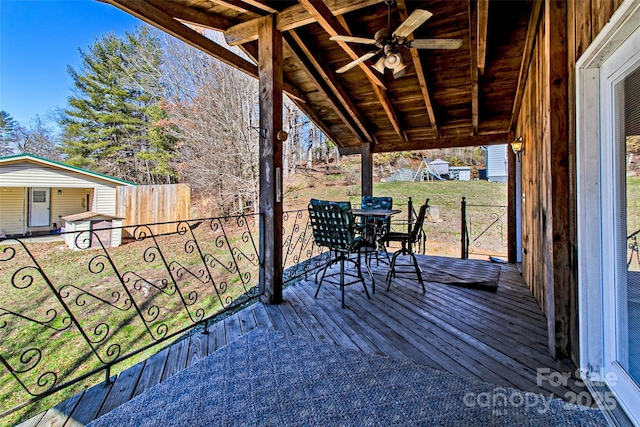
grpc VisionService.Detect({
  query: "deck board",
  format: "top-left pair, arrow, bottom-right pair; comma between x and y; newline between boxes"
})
96,362 -> 144,418
131,346 -> 169,398
20,255 -> 583,426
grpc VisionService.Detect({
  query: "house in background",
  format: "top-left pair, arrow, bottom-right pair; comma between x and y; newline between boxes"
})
485,144 -> 508,183
0,154 -> 135,237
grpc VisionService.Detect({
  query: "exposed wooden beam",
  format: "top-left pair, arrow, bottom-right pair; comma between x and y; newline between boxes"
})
104,0 -> 304,102
469,0 -> 479,135
298,0 -> 408,142
295,0 -> 385,88
147,0 -> 231,31
211,0 -> 265,17
284,35 -> 365,142
396,0 -> 440,139
339,132 -> 510,155
477,0 -> 489,75
224,0 -> 384,46
287,29 -> 373,142
242,0 -> 282,14
509,0 -> 543,131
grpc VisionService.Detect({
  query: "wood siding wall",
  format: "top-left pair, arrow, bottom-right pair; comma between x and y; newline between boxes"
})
515,0 -> 624,361
116,184 -> 190,235
51,188 -> 92,228
0,188 -> 27,235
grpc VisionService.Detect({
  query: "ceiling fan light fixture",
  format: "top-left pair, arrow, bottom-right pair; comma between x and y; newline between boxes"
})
372,57 -> 386,73
393,63 -> 407,79
384,52 -> 403,70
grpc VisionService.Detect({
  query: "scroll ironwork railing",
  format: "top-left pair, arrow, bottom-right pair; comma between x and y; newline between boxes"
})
628,229 -> 640,271
461,197 -> 508,259
0,214 -> 262,417
282,209 -> 330,284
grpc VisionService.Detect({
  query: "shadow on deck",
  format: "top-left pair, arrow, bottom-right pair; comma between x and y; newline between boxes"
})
19,255 -> 585,426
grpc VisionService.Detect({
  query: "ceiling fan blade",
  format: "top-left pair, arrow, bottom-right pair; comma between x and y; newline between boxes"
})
330,35 -> 377,45
409,39 -> 463,49
336,51 -> 378,74
393,9 -> 433,38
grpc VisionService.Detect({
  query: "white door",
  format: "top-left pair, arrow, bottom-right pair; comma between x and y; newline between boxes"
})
599,23 -> 640,422
29,187 -> 50,226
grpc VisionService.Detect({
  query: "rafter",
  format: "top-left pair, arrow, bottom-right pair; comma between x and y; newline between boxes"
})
147,0 -> 231,31
242,0 -> 283,13
224,0 -> 384,46
477,0 -> 489,75
288,0 -> 385,87
469,0 -> 479,135
298,0 -> 409,142
286,30 -> 373,142
210,0 -> 266,17
396,0 -> 440,139
283,36 -> 363,142
340,132 -> 510,155
509,0 -> 543,131
104,0 -> 304,102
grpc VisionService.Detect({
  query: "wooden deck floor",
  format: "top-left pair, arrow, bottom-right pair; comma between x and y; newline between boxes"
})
19,255 -> 584,426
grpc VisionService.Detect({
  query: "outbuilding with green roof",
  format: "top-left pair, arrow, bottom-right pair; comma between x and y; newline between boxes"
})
0,154 -> 135,236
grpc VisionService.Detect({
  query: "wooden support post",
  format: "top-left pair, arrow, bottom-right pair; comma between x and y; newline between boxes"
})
258,15 -> 283,305
361,142 -> 373,197
545,0 -> 570,359
507,133 -> 518,264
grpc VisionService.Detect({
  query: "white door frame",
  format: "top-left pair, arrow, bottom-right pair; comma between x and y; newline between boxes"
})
29,187 -> 50,227
577,0 -> 640,423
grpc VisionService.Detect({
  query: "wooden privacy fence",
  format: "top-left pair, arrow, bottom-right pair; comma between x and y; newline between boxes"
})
116,184 -> 190,235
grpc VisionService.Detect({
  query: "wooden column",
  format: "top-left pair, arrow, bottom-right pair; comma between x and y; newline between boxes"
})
545,0 -> 570,359
361,142 -> 373,197
507,135 -> 518,264
258,15 -> 283,304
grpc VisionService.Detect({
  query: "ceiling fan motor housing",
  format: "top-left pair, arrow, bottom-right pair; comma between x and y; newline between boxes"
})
374,28 -> 392,45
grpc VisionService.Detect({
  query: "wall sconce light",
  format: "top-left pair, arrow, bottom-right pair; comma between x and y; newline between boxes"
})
511,137 -> 524,157
57,189 -> 62,195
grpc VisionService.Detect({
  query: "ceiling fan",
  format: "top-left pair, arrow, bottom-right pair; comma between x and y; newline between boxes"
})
331,0 -> 463,79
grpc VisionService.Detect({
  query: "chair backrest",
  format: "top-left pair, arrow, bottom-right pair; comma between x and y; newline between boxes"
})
409,199 -> 429,243
308,199 -> 355,251
361,196 -> 393,233
361,196 -> 392,210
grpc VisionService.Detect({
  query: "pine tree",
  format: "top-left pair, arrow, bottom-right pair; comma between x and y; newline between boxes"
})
59,26 -> 175,184
0,111 -> 18,157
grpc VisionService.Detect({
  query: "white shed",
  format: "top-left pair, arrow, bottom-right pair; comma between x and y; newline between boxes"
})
449,166 -> 471,181
0,154 -> 135,237
62,212 -> 124,250
485,144 -> 508,182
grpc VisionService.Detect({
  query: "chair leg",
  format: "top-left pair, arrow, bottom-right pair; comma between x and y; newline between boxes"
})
410,252 -> 426,293
340,256 -> 345,309
386,250 -> 402,290
315,255 -> 339,298
358,248 -> 372,298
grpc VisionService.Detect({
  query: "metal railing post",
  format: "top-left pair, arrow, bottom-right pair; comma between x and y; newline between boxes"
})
461,197 -> 467,259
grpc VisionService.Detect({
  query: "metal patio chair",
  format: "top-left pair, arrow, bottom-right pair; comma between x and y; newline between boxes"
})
382,198 -> 429,292
308,199 -> 374,308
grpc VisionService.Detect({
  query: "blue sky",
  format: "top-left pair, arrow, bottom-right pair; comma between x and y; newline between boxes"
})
0,0 -> 141,128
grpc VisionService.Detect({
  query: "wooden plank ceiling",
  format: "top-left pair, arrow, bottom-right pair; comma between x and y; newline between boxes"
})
106,0 -> 534,154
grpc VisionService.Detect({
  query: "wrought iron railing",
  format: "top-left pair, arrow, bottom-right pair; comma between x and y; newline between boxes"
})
461,197 -> 508,259
0,214 -> 261,417
628,229 -> 640,271
282,209 -> 329,284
